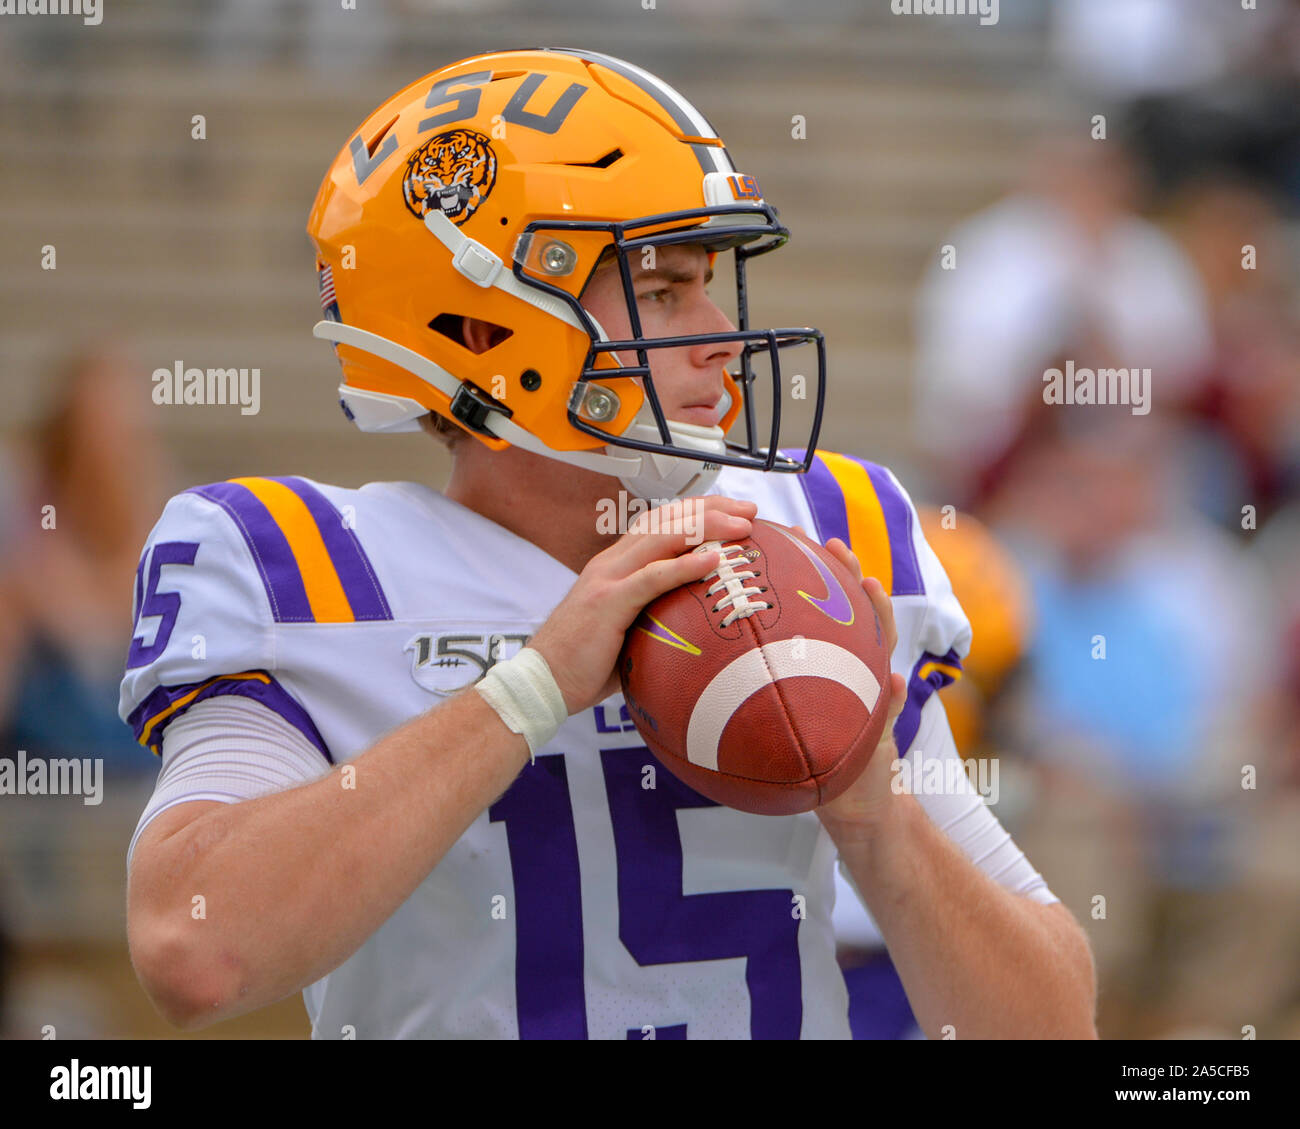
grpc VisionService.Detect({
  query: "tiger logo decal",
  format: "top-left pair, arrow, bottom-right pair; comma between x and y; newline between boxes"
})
402,129 -> 497,226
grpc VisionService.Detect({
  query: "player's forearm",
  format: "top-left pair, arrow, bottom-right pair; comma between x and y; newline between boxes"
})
134,689 -> 530,1029
828,795 -> 1098,1039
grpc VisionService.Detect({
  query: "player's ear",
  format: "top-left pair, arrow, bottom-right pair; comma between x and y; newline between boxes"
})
460,316 -> 511,354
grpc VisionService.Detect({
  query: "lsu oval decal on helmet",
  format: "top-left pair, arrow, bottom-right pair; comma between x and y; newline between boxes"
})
402,128 -> 498,226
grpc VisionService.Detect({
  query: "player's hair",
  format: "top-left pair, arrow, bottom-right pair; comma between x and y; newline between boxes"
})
419,410 -> 465,451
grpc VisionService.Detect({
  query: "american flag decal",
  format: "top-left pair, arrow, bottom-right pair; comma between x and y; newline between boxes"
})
319,264 -> 336,308
318,264 -> 340,322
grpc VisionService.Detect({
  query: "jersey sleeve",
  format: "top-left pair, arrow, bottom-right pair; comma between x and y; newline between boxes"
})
127,695 -> 333,870
118,485 -> 330,762
792,451 -> 973,757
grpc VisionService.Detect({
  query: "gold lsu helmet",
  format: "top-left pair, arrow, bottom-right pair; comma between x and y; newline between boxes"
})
307,48 -> 827,500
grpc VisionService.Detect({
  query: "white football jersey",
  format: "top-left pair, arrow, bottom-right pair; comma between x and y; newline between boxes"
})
119,451 -> 971,1039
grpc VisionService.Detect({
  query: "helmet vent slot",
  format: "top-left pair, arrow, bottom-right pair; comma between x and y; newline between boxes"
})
429,313 -> 514,352
564,148 -> 624,169
365,115 -> 399,158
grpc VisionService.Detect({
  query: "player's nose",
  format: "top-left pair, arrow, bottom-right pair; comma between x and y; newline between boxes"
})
688,295 -> 743,367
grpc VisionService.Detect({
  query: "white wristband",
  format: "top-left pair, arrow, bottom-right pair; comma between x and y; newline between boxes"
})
474,646 -> 569,762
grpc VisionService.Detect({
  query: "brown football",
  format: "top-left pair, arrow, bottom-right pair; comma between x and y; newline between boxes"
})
618,518 -> 893,816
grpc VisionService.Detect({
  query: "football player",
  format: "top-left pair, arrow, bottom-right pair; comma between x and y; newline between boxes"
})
121,49 -> 1096,1039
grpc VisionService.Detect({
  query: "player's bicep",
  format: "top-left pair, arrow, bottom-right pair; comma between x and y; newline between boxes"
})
127,695 -> 331,869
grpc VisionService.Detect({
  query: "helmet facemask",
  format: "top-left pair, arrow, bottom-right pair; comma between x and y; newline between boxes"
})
511,200 -> 827,500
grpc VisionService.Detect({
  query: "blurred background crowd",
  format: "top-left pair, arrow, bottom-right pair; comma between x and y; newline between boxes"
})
0,0 -> 1296,1039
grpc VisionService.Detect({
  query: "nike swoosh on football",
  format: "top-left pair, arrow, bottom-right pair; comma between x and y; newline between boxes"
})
770,524 -> 855,626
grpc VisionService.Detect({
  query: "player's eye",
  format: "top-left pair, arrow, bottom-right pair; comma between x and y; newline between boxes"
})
638,288 -> 671,304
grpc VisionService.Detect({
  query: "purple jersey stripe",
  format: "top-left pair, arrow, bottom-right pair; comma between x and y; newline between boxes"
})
844,951 -> 917,1040
133,554 -> 145,623
893,649 -> 963,756
854,459 -> 925,597
790,451 -> 850,548
188,481 -> 314,623
268,477 -> 393,621
126,671 -> 333,763
931,646 -> 963,669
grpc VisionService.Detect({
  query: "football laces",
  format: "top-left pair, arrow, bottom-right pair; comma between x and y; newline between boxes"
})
700,541 -> 770,628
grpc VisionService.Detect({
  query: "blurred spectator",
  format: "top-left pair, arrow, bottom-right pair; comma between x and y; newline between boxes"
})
1052,0 -> 1256,101
913,136 -> 1212,506
1163,176 -> 1300,530
986,417 -> 1292,1036
992,422 -> 1266,797
0,343 -> 170,774
1053,0 -> 1300,210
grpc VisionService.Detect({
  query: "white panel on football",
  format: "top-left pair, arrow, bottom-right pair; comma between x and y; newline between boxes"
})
685,639 -> 882,771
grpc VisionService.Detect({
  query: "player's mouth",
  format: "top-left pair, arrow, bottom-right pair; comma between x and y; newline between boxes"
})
673,400 -> 724,427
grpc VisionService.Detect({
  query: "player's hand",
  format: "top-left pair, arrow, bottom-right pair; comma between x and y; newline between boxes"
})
795,531 -> 909,840
530,495 -> 757,715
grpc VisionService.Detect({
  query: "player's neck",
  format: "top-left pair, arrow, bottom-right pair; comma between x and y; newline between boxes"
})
443,443 -> 623,576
